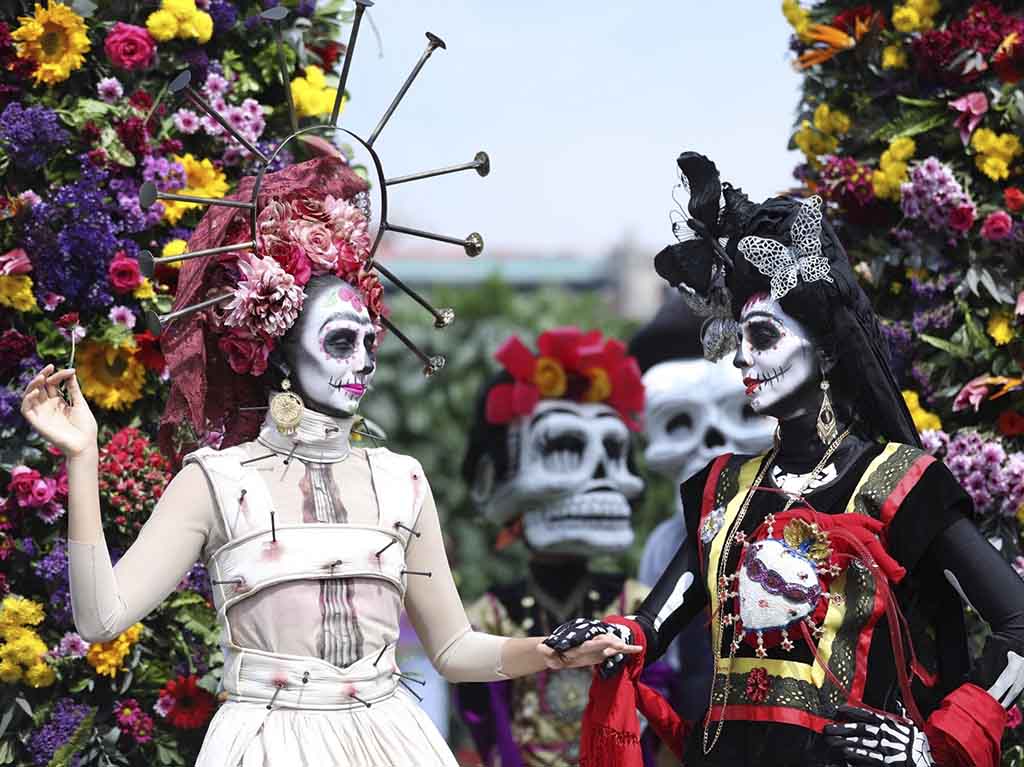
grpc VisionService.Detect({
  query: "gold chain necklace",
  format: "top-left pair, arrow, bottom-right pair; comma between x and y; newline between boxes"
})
702,426 -> 852,755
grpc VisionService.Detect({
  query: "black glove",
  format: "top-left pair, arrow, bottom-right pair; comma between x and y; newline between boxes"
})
823,705 -> 933,766
543,618 -> 634,678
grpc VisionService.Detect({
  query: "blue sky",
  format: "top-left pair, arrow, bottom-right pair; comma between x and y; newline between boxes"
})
339,1 -> 802,255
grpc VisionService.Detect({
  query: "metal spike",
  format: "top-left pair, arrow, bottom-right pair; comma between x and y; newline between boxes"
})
262,8 -> 299,133
142,291 -> 233,336
367,32 -> 446,146
386,223 -> 483,257
371,261 -> 454,328
350,694 -> 372,708
137,241 -> 256,278
240,452 -> 277,466
139,182 -> 254,211
376,539 -> 397,558
374,641 -> 391,667
401,570 -> 432,578
385,151 -> 490,186
393,672 -> 426,686
167,70 -> 270,163
380,317 -> 445,377
331,0 -> 373,125
398,679 -> 423,702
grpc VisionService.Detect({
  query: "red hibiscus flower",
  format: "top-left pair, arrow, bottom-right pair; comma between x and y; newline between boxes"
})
157,675 -> 215,730
998,410 -> 1024,437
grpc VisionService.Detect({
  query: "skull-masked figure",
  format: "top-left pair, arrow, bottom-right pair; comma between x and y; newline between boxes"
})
629,296 -> 775,724
456,327 -> 651,767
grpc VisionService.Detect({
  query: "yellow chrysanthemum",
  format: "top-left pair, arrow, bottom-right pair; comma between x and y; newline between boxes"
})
162,239 -> 188,270
163,154 -> 229,224
909,0 -> 939,16
988,312 -> 1015,346
86,623 -> 142,677
193,11 -> 213,44
872,170 -> 897,200
0,596 -> 45,628
888,136 -> 916,163
133,278 -> 156,300
4,634 -> 46,666
971,128 -> 997,154
163,0 -> 198,22
902,390 -> 942,432
782,0 -> 811,38
0,659 -> 21,684
11,2 -> 91,86
291,67 -> 337,118
793,120 -> 837,162
892,6 -> 923,33
145,9 -> 178,42
23,662 -> 55,688
996,133 -> 1022,160
882,44 -> 908,69
533,357 -> 568,398
0,275 -> 38,313
76,339 -> 146,411
977,154 -> 1010,181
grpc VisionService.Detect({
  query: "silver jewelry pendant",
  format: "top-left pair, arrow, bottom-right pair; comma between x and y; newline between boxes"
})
816,379 -> 838,444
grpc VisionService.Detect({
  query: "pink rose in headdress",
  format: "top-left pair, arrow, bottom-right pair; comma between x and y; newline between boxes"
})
256,199 -> 290,238
290,219 -> 338,273
104,23 -> 156,71
262,235 -> 312,286
218,328 -> 271,376
356,272 -> 386,322
289,195 -> 330,223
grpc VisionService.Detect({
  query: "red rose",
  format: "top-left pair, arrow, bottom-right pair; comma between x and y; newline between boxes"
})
218,328 -> 271,376
55,312 -> 79,328
0,328 -> 35,372
263,236 -> 312,285
356,272 -> 386,320
1005,187 -> 1024,213
981,210 -> 1014,241
133,331 -> 165,372
108,252 -> 143,293
104,22 -> 156,71
947,204 -> 976,233
998,410 -> 1024,437
335,241 -> 364,279
7,466 -> 40,500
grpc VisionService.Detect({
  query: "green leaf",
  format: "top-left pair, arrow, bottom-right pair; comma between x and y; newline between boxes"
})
0,738 -> 14,765
872,109 -> 949,142
895,95 -> 942,108
919,333 -> 970,359
100,126 -> 135,169
0,703 -> 14,738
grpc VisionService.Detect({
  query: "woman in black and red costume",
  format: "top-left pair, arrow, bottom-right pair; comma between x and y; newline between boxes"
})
539,152 -> 1024,767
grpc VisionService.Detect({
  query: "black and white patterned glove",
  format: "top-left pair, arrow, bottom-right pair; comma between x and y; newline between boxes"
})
970,635 -> 1024,709
823,705 -> 934,766
543,618 -> 634,678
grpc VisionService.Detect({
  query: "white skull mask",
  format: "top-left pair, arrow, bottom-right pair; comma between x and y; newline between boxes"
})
642,358 -> 775,512
282,277 -> 377,417
472,400 -> 644,555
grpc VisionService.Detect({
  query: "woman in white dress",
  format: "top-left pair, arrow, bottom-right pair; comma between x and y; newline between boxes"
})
19,158 -> 634,766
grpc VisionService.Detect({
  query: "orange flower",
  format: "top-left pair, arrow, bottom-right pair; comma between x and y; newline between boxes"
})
582,367 -> 612,403
797,15 -> 877,70
532,356 -> 567,398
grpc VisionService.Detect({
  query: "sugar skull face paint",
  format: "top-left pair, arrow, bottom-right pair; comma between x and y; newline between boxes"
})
733,294 -> 819,417
283,276 -> 377,417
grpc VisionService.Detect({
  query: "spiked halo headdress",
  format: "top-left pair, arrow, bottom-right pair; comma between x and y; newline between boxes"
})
149,3 -> 490,453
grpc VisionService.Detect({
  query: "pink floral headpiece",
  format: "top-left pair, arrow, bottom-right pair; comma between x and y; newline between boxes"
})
485,327 -> 645,431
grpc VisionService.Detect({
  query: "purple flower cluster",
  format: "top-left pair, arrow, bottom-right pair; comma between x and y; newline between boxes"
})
209,0 -> 239,33
881,320 -> 914,383
924,430 -> 1024,516
0,103 -> 70,171
32,538 -> 67,582
912,303 -> 956,334
0,386 -> 23,429
21,160 -> 123,312
900,157 -> 975,237
28,698 -> 91,767
177,561 -> 212,600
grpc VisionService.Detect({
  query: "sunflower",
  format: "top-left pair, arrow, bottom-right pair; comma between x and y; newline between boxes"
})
77,339 -> 146,411
12,2 -> 91,86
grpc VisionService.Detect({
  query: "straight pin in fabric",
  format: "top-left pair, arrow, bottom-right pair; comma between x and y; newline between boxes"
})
393,672 -> 426,686
238,489 -> 247,505
373,641 -> 390,666
376,539 -> 397,557
281,442 -> 299,479
326,559 -> 344,573
239,406 -> 269,412
399,679 -> 423,702
401,570 -> 431,578
395,522 -> 421,538
351,693 -> 372,708
212,578 -> 243,586
270,511 -> 277,543
302,671 -> 309,685
240,452 -> 276,466
266,682 -> 284,710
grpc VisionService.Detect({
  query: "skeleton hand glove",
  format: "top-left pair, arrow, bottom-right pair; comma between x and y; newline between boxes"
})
543,618 -> 634,678
823,705 -> 934,767
969,635 -> 1024,709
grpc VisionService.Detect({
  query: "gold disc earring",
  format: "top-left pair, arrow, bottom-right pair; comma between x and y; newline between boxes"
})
269,378 -> 304,436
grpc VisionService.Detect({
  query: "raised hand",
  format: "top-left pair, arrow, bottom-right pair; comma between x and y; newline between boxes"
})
823,705 -> 934,766
20,365 -> 98,457
539,618 -> 642,678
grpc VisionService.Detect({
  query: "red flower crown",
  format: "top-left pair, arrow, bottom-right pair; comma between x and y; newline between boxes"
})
484,327 -> 645,431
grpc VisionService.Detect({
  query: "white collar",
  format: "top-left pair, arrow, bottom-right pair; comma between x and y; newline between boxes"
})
256,400 -> 354,464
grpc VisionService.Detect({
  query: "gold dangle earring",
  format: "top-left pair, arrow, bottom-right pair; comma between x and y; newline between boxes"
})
816,376 -> 838,444
270,377 -> 304,436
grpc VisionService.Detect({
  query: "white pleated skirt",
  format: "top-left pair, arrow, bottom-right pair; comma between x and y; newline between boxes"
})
195,690 -> 460,767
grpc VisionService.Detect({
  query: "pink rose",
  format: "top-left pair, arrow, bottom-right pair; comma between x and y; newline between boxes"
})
56,466 -> 69,497
30,478 -> 56,507
256,199 -> 290,238
947,204 -> 976,234
217,328 -> 271,376
0,248 -> 31,275
335,242 -> 365,278
980,210 -> 1014,240
108,252 -> 143,293
8,466 -> 40,503
288,194 -> 330,222
104,23 -> 156,71
290,220 -> 338,273
262,236 -> 312,285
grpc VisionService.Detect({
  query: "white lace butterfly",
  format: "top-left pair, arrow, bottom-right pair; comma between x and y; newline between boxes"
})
738,195 -> 833,302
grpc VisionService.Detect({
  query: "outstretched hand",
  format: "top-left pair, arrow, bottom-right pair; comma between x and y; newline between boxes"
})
20,365 -> 97,457
538,618 -> 642,678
